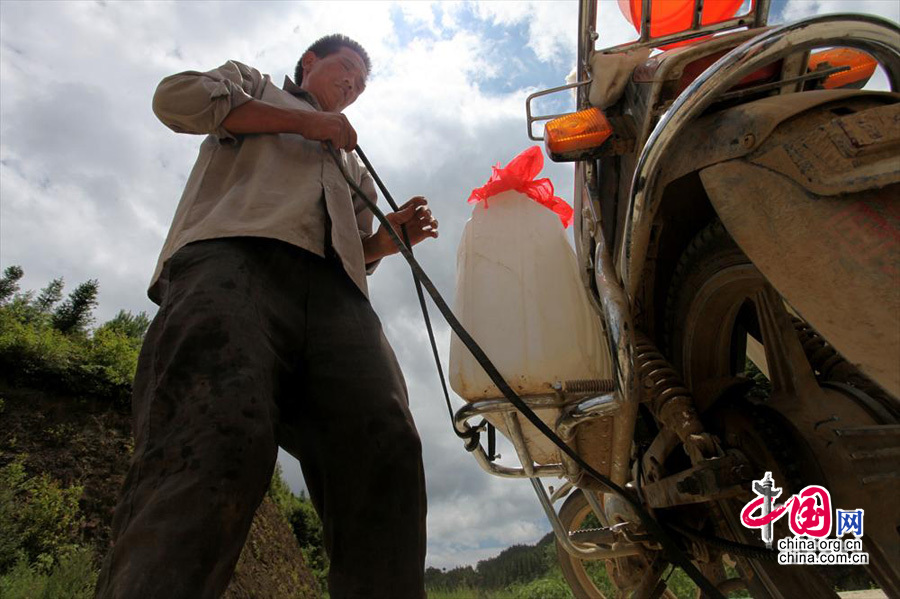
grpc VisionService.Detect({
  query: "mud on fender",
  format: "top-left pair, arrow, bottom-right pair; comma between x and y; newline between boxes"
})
697,98 -> 900,398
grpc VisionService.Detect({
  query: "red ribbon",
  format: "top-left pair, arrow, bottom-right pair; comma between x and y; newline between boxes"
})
467,146 -> 574,228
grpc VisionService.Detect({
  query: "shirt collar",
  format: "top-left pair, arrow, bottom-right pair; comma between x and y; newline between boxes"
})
283,76 -> 322,110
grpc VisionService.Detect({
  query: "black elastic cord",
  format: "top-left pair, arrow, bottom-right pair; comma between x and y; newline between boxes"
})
325,142 -> 725,599
354,146 -> 477,447
487,423 -> 497,461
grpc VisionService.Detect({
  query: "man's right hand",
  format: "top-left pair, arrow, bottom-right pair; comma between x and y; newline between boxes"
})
294,111 -> 357,151
221,99 -> 357,151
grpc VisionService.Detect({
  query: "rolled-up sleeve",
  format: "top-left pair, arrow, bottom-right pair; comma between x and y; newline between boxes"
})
152,60 -> 262,143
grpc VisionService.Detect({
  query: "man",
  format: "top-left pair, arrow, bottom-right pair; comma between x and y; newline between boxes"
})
95,34 -> 435,599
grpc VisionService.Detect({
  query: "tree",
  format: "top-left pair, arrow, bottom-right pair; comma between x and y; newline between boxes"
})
52,280 -> 99,335
267,465 -> 329,593
35,277 -> 65,313
0,265 -> 24,303
99,310 -> 151,340
0,271 -> 65,325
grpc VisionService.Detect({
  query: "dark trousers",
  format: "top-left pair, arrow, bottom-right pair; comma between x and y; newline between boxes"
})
95,238 -> 427,599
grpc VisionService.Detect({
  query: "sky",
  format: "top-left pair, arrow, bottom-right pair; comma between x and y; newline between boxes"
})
1,0 -> 898,572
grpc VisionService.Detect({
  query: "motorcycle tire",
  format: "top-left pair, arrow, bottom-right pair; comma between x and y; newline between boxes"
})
556,488 -> 615,599
556,489 -> 680,599
664,219 -> 879,599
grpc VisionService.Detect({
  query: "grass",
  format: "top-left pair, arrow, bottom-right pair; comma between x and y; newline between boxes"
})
427,588 -> 517,599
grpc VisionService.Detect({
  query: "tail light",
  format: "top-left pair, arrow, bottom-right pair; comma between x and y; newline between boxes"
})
808,48 -> 878,89
544,108 -> 619,162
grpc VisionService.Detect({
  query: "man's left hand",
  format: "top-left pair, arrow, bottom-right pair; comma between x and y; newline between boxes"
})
363,196 -> 438,263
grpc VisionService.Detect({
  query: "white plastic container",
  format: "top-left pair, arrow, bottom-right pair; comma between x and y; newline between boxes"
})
449,190 -> 613,464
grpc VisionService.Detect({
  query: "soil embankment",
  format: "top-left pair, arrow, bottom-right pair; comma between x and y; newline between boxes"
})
0,383 -> 319,598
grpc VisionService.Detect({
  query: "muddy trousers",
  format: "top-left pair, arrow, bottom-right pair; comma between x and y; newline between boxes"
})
94,238 -> 427,599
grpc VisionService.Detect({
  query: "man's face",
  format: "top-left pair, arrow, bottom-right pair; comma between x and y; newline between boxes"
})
299,46 -> 368,113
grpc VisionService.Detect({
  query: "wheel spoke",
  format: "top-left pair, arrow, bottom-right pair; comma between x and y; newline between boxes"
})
753,285 -> 818,399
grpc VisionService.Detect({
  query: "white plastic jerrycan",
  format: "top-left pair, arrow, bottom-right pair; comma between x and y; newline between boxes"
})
449,189 -> 613,464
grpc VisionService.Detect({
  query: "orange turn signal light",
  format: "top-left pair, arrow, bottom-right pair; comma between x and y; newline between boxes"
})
545,108 -> 614,160
808,48 -> 877,90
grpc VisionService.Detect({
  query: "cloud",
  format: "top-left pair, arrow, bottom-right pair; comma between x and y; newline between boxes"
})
454,1 -> 579,65
779,0 -> 899,23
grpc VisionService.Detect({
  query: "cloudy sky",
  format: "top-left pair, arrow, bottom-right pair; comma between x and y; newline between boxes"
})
2,0 -> 897,571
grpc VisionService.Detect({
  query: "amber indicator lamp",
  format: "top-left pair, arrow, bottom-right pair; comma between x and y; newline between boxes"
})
544,108 -> 614,160
808,48 -> 878,89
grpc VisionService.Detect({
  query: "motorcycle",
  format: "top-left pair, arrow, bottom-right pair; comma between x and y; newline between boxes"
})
451,0 -> 900,596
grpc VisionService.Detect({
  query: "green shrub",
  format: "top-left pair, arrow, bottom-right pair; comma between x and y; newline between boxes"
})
267,463 -> 302,515
0,303 -> 138,405
664,567 -> 701,599
268,466 -> 329,593
0,460 -> 97,597
0,547 -> 97,599
0,460 -> 28,569
42,547 -> 98,599
0,459 -> 84,572
427,586 -> 516,599
508,576 -> 573,599
85,327 -> 141,387
17,475 -> 84,566
0,268 -> 145,406
0,557 -> 46,598
0,308 -> 76,386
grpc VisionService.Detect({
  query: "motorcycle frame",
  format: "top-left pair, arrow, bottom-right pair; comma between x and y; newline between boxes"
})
453,387 -> 645,559
577,7 -> 900,493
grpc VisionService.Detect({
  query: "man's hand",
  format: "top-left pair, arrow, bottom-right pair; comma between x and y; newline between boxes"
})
295,111 -> 357,151
363,197 -> 438,263
221,100 -> 357,150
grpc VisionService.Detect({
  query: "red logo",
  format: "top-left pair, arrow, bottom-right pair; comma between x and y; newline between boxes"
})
788,486 -> 832,537
740,472 -> 834,546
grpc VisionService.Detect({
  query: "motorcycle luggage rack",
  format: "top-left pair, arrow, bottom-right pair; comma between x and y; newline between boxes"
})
600,0 -> 771,55
525,79 -> 592,141
453,381 -> 643,559
525,0 -> 773,141
453,380 -> 616,478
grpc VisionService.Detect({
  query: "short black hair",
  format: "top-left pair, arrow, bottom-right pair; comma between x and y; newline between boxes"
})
294,34 -> 371,85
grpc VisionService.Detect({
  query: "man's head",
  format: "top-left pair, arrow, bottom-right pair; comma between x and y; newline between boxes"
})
295,34 -> 371,113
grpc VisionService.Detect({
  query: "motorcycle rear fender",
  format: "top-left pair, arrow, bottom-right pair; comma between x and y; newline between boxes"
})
652,90 -> 900,195
697,99 -> 900,398
617,90 -> 899,282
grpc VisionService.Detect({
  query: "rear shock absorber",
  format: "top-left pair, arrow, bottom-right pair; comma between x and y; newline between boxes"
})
634,332 -> 717,462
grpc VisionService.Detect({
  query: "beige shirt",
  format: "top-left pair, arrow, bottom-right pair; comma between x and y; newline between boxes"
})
149,60 -> 379,303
